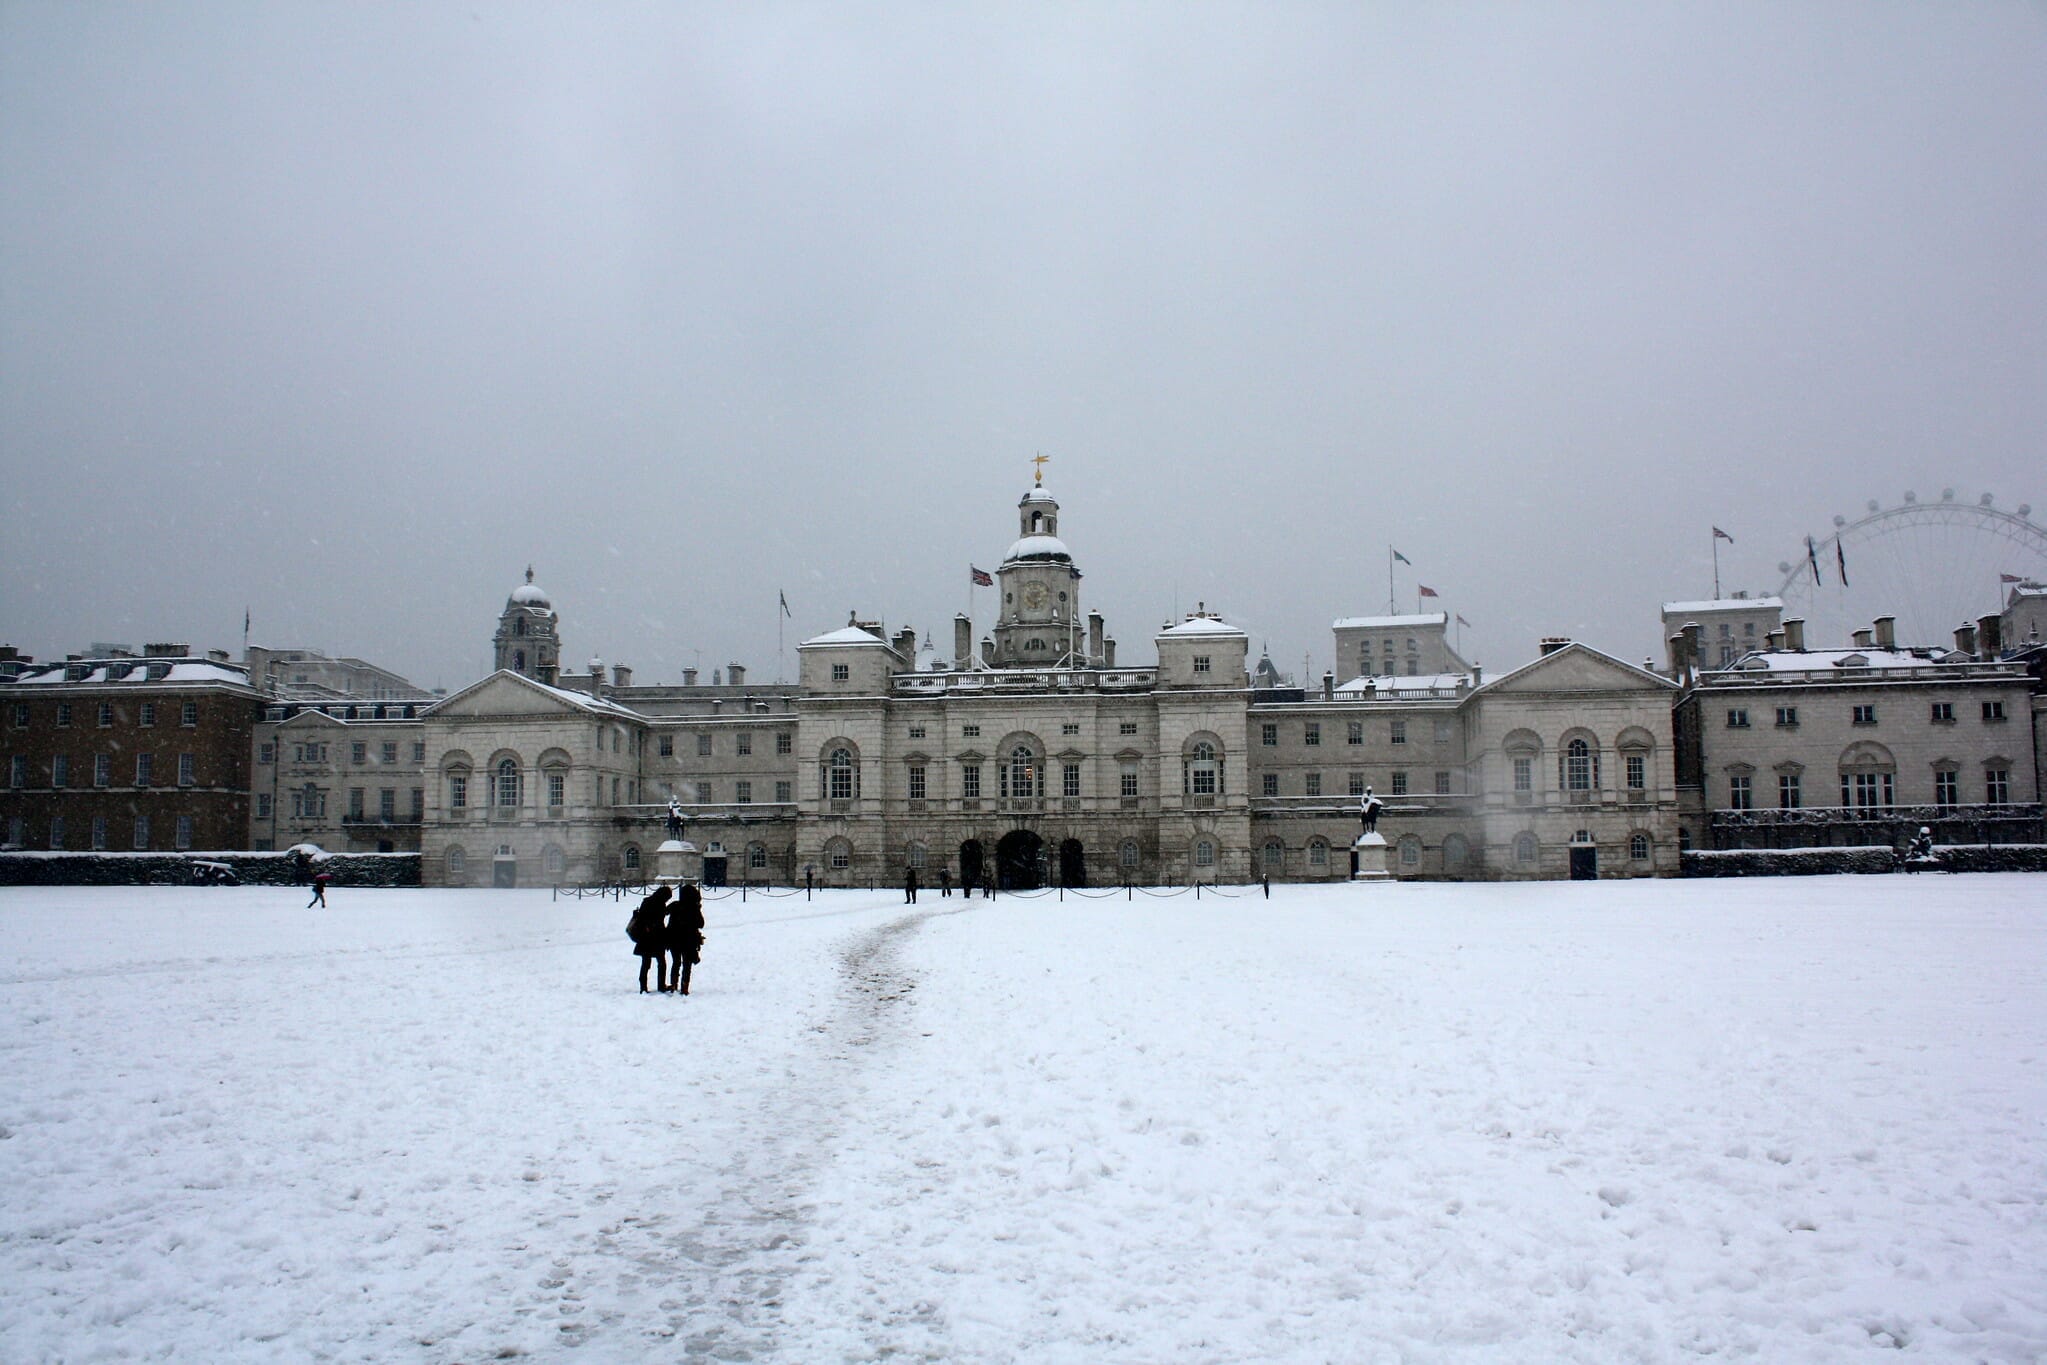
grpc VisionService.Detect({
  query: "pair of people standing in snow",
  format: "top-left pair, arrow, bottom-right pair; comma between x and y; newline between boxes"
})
628,883 -> 706,994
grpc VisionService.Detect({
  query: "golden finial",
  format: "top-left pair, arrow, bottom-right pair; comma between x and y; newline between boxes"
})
1031,452 -> 1050,485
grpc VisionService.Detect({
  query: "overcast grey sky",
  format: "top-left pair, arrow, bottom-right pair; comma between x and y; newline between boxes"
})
4,2 -> 2044,689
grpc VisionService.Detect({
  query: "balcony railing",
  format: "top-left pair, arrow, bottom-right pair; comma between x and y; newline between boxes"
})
1710,802 -> 2041,828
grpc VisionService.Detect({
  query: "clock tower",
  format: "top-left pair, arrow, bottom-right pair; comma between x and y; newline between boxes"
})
993,474 -> 1084,666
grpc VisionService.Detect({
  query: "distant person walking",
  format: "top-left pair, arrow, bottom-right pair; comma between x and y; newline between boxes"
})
667,883 -> 705,996
939,868 -> 952,898
628,886 -> 673,993
982,870 -> 995,900
904,866 -> 919,904
306,871 -> 331,909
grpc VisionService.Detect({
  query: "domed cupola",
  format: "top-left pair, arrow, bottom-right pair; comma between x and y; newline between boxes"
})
495,565 -> 562,683
992,465 -> 1086,666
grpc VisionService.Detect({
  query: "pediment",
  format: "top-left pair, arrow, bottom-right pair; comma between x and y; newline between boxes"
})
1482,644 -> 1676,696
426,671 -> 601,719
275,709 -> 347,729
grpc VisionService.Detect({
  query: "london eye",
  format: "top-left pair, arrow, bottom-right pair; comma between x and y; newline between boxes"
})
1772,491 -> 2047,651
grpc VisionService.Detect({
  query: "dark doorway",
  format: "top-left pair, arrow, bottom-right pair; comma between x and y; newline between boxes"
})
996,829 -> 1046,890
492,857 -> 517,888
1569,845 -> 1598,880
959,839 -> 985,892
702,856 -> 728,888
1059,838 -> 1087,887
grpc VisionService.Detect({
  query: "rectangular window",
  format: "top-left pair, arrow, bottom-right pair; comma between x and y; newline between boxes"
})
91,815 -> 107,850
1261,723 -> 1278,746
135,753 -> 153,786
1434,770 -> 1451,795
659,735 -> 673,756
1930,701 -> 1955,723
1778,772 -> 1801,808
1390,720 -> 1406,745
10,702 -> 26,727
413,742 -> 426,762
1934,770 -> 1958,807
1853,704 -> 1877,725
1061,723 -> 1080,737
547,772 -> 564,808
349,788 -> 365,819
907,765 -> 926,800
698,733 -> 713,756
775,780 -> 792,803
1120,766 -> 1139,798
906,725 -> 926,740
181,702 -> 198,727
1261,772 -> 1279,797
1512,756 -> 1532,792
1771,706 -> 1796,728
1625,753 -> 1646,790
174,815 -> 192,850
7,754 -> 24,788
410,788 -> 424,819
776,732 -> 793,754
1843,771 -> 1894,807
962,724 -> 980,738
1435,720 -> 1455,743
735,780 -> 753,803
831,663 -> 849,681
57,702 -> 74,727
1304,723 -> 1321,747
1726,708 -> 1750,728
737,732 -> 753,755
1728,774 -> 1752,810
98,703 -> 113,727
1192,655 -> 1211,674
257,792 -> 272,819
140,702 -> 156,727
695,782 -> 711,803
382,742 -> 399,764
259,742 -> 274,764
1983,700 -> 2007,721
1987,769 -> 2010,804
133,815 -> 151,849
1391,771 -> 1408,795
1062,762 -> 1081,798
95,753 -> 110,787
1348,771 -> 1365,796
962,764 -> 981,798
450,774 -> 466,809
1305,772 -> 1323,797
352,742 -> 367,764
52,754 -> 69,788
178,753 -> 195,786
1119,721 -> 1138,736
48,815 -> 64,849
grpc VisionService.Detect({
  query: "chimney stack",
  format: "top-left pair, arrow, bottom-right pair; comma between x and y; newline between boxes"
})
1321,670 -> 1335,700
682,667 -> 698,687
1955,622 -> 1978,656
727,663 -> 745,686
1873,615 -> 1896,650
954,614 -> 973,670
893,627 -> 916,661
1783,618 -> 1806,651
1852,629 -> 1873,648
612,663 -> 632,689
1088,610 -> 1105,665
1667,632 -> 1689,675
1978,613 -> 2003,657
1104,637 -> 1117,668
1683,622 -> 1704,672
538,663 -> 558,686
980,635 -> 996,668
1540,636 -> 1570,656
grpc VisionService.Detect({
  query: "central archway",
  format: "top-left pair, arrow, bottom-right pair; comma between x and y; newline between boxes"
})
996,829 -> 1046,890
959,839 -> 985,892
1059,838 -> 1086,887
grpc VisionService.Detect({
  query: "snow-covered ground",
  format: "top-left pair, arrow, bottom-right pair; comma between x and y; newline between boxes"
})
2,877 -> 2043,1363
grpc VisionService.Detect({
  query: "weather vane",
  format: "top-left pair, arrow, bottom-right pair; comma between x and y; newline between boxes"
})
1031,451 -> 1050,485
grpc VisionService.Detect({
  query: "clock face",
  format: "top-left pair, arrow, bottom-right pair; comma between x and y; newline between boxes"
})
1021,582 -> 1049,611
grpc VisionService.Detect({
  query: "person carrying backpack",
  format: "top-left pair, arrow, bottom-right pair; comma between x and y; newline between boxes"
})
628,886 -> 673,993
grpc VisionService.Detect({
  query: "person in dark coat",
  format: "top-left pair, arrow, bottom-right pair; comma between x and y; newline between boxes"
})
667,883 -> 706,995
306,871 -> 331,908
904,866 -> 919,904
629,886 -> 673,993
982,870 -> 995,899
939,868 -> 952,898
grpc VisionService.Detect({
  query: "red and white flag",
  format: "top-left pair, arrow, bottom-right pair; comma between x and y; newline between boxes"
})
970,566 -> 993,587
1418,585 -> 1439,598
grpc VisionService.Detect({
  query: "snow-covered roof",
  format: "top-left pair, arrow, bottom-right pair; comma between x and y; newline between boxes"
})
1002,534 -> 1072,564
1332,613 -> 1446,630
800,625 -> 890,648
1716,647 -> 1958,673
1661,597 -> 1783,615
1019,481 -> 1055,504
1157,616 -> 1246,639
1334,672 -> 1470,695
8,660 -> 252,688
509,583 -> 552,610
422,669 -> 645,720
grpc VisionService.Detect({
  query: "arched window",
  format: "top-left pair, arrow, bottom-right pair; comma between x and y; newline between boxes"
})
1398,836 -> 1423,867
906,841 -> 927,869
1194,839 -> 1216,868
1442,834 -> 1470,871
1262,839 -> 1285,871
827,838 -> 852,870
1118,840 -> 1140,869
747,842 -> 768,870
1630,833 -> 1651,861
1004,745 -> 1038,799
446,846 -> 467,878
496,759 -> 521,808
623,844 -> 640,871
513,648 -> 526,671
544,845 -> 565,875
1513,831 -> 1538,865
826,747 -> 856,801
1562,738 -> 1595,791
1307,838 -> 1329,868
1187,741 -> 1219,796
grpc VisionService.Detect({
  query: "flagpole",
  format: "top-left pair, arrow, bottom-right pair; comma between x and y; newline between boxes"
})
1712,530 -> 1721,600
1387,546 -> 1395,615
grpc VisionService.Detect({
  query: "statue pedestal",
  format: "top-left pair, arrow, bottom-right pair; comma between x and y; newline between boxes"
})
1351,832 -> 1392,883
656,839 -> 700,885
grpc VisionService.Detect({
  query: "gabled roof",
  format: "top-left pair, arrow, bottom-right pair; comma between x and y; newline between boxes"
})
422,669 -> 644,720
1157,616 -> 1246,639
1474,641 -> 1679,696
